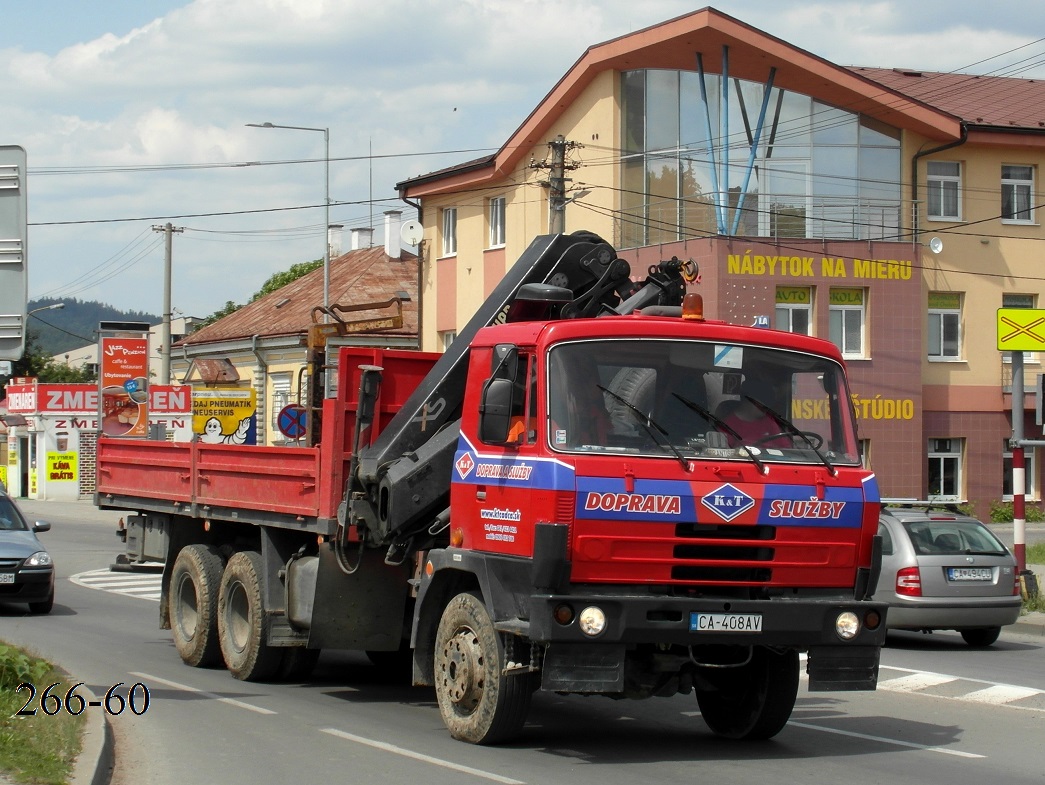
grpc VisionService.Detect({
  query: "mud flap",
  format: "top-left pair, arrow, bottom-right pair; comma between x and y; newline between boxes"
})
807,645 -> 880,691
540,643 -> 625,693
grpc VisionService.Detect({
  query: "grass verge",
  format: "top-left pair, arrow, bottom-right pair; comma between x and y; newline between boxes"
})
0,641 -> 84,785
1023,542 -> 1045,613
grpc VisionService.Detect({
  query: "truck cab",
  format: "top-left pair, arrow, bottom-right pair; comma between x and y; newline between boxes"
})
412,310 -> 885,743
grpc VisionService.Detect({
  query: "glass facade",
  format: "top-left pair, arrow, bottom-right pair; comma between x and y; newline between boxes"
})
619,70 -> 902,248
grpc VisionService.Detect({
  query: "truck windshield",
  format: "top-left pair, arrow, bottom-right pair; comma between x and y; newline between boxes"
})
546,338 -> 862,466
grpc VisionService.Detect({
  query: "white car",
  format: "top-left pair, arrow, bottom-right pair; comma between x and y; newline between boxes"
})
873,505 -> 1021,646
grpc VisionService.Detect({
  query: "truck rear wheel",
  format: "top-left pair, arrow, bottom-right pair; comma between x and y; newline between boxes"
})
695,647 -> 799,740
217,551 -> 282,681
434,592 -> 531,744
169,544 -> 224,667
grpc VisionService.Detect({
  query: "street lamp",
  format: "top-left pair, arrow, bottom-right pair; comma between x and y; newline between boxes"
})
28,303 -> 65,318
246,122 -> 331,316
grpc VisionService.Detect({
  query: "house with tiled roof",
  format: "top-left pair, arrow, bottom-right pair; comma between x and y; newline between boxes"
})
171,210 -> 419,445
396,6 -> 1045,515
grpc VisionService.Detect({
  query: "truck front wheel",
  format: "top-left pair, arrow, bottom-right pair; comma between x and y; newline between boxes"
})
434,592 -> 531,744
169,544 -> 224,667
695,647 -> 799,740
217,551 -> 282,681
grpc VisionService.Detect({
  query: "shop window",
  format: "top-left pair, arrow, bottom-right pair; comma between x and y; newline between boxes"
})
927,438 -> 963,501
488,197 -> 505,248
1003,441 -> 1038,501
829,288 -> 866,359
927,161 -> 961,220
441,207 -> 457,256
1001,165 -> 1034,223
927,292 -> 961,360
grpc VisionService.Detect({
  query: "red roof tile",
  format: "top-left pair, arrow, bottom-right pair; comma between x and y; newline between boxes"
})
180,247 -> 419,346
849,67 -> 1045,130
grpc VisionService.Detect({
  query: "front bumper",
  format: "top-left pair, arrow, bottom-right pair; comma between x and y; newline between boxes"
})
0,568 -> 54,604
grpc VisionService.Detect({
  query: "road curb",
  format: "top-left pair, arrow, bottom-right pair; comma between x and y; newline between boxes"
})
71,685 -> 114,785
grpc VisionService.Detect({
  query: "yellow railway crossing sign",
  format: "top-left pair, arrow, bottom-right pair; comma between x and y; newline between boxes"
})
997,308 -> 1045,351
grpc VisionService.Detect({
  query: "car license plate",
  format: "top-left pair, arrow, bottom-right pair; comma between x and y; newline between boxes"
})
947,567 -> 992,582
690,612 -> 762,632
0,573 -> 14,584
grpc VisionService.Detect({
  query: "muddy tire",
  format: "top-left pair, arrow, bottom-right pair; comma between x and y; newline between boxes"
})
169,544 -> 224,667
433,592 -> 531,745
695,647 -> 799,740
217,550 -> 282,681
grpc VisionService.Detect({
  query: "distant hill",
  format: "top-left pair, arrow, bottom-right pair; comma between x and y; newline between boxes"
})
27,298 -> 160,356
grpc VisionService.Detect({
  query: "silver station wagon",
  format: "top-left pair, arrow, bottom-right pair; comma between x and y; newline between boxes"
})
873,505 -> 1021,646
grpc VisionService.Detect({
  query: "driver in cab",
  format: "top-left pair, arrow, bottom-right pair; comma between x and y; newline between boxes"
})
720,376 -> 790,449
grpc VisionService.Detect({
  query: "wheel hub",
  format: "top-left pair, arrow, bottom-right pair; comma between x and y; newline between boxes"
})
440,627 -> 484,712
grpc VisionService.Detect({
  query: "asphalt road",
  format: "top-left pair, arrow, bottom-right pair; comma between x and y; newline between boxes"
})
3,499 -> 1045,785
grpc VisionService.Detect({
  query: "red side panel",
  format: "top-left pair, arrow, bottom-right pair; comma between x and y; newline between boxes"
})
194,443 -> 322,517
96,438 -> 193,503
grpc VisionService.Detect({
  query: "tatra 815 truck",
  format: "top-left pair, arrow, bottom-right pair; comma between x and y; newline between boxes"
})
96,231 -> 886,745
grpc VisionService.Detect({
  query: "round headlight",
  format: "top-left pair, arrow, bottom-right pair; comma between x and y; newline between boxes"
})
835,611 -> 860,640
577,606 -> 606,637
25,551 -> 53,568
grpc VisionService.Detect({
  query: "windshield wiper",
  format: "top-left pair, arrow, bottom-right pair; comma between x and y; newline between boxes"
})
671,393 -> 765,474
597,385 -> 690,471
742,395 -> 837,476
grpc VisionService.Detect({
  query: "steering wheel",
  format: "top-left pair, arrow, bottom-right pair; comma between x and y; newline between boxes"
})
754,431 -> 823,449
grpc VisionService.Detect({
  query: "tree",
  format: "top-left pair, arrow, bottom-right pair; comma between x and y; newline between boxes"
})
6,331 -> 96,384
196,258 -> 323,328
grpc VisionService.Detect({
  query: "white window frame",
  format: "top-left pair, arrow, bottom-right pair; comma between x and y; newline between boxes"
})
440,331 -> 457,351
927,438 -> 963,502
270,373 -> 292,431
1002,293 -> 1038,364
829,290 -> 866,360
927,293 -> 961,361
441,207 -> 457,256
775,287 -> 812,336
1003,443 -> 1038,501
926,160 -> 961,221
488,196 -> 506,248
1001,165 -> 1034,224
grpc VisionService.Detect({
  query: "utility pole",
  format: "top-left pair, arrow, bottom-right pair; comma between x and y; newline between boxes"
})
152,222 -> 183,385
532,135 -> 582,234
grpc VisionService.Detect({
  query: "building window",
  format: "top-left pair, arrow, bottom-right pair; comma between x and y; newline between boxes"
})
440,331 -> 457,351
775,287 -> 812,335
1002,293 -> 1037,364
1001,165 -> 1034,223
441,208 -> 457,256
829,288 -> 865,359
927,438 -> 962,501
270,373 -> 292,432
488,197 -> 505,248
927,292 -> 961,360
926,161 -> 961,220
1003,442 -> 1038,501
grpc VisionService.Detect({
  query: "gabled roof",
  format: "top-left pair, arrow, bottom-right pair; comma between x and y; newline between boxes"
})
180,246 -> 418,346
399,6 -> 961,197
849,67 -> 1045,132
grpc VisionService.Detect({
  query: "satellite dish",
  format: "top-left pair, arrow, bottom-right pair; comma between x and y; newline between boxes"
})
400,220 -> 423,246
928,236 -> 944,254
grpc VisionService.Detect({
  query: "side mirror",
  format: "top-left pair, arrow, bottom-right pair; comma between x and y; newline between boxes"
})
32,521 -> 51,533
479,377 -> 514,444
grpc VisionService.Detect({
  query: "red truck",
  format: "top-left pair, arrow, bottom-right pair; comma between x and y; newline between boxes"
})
97,231 -> 886,745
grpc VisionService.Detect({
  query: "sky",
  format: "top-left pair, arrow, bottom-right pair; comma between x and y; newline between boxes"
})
5,0 -> 1045,323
